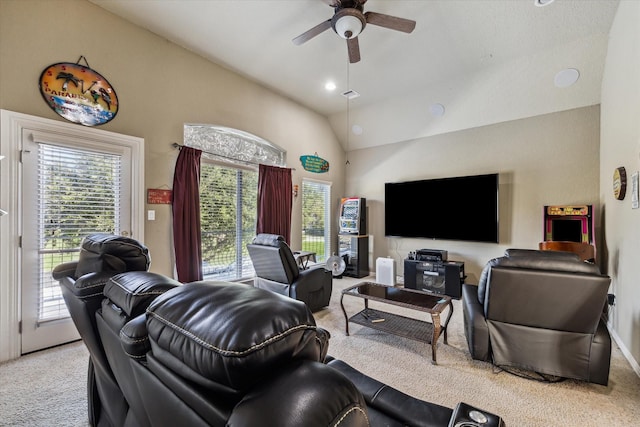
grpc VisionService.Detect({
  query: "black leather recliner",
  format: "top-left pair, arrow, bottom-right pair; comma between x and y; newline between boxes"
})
97,271 -> 181,426
118,279 -> 369,426
52,233 -> 155,426
90,269 -> 457,426
55,235 -> 505,426
462,249 -> 612,385
115,277 -> 501,427
247,233 -> 333,311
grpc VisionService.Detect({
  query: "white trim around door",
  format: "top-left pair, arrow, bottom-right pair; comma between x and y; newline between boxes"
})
0,110 -> 145,362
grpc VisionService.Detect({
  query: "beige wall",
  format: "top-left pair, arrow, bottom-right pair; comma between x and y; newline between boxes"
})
600,0 -> 640,368
345,106 -> 601,283
0,0 -> 345,277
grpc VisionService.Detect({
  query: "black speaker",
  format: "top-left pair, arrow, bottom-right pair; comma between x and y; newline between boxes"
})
404,259 -> 464,299
442,263 -> 464,299
339,235 -> 369,278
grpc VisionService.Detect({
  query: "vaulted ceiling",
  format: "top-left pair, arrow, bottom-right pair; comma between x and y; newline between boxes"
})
89,0 -> 619,150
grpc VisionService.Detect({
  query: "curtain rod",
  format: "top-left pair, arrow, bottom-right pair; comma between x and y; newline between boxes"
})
172,142 -> 294,170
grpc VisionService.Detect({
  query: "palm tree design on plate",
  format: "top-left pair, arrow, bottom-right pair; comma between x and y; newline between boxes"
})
55,72 -> 80,92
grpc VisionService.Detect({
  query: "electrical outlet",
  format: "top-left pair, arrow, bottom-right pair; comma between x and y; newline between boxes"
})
147,210 -> 156,221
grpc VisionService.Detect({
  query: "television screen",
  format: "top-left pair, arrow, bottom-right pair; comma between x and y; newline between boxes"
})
385,173 -> 499,243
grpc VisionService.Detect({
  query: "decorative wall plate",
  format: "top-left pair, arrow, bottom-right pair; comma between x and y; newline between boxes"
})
39,60 -> 118,126
613,166 -> 627,200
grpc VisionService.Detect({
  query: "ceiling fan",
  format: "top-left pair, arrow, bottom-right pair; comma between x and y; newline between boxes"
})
292,0 -> 416,64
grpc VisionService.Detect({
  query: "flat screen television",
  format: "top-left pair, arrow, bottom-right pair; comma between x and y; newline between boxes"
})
385,173 -> 499,243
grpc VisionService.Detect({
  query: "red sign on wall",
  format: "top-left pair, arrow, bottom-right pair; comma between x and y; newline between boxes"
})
147,189 -> 172,204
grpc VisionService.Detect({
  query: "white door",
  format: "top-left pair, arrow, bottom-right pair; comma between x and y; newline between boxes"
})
20,128 -> 137,354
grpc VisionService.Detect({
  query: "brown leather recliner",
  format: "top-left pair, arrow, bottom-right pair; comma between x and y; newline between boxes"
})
462,249 -> 611,385
247,233 -> 332,311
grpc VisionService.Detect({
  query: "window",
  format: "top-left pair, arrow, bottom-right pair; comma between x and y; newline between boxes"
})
302,179 -> 331,263
185,124 -> 285,280
199,163 -> 257,280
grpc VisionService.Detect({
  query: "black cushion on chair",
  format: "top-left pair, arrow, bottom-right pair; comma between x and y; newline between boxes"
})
477,249 -> 600,304
145,281 -> 325,391
251,233 -> 284,247
104,271 -> 180,318
75,233 -> 151,277
503,248 -> 580,260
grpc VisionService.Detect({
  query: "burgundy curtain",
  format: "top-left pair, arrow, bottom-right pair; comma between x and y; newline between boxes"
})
256,164 -> 293,244
172,146 -> 203,282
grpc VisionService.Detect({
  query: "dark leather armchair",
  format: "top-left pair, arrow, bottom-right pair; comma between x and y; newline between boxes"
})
122,280 -> 368,426
51,233 -> 155,426
462,249 -> 611,385
247,233 -> 332,311
120,278 -> 500,426
97,271 -> 181,426
55,256 -> 505,426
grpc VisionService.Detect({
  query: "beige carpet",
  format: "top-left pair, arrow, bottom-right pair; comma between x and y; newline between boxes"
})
0,341 -> 89,426
1,275 -> 639,426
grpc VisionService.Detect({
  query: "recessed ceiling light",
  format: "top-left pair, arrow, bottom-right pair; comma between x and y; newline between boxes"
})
352,125 -> 363,135
429,103 -> 445,117
554,68 -> 580,88
534,0 -> 555,7
325,81 -> 336,91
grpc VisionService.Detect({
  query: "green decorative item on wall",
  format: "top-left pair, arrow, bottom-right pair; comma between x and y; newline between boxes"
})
300,153 -> 329,173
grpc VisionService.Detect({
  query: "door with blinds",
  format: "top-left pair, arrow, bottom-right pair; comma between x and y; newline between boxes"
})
20,129 -> 137,354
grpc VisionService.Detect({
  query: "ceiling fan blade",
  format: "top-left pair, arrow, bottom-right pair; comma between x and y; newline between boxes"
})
364,11 -> 416,33
347,37 -> 361,63
292,19 -> 332,45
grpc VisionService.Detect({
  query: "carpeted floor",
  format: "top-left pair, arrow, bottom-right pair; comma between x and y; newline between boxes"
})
1,275 -> 639,426
0,341 -> 89,427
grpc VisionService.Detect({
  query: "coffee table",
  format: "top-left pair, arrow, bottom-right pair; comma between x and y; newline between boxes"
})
340,281 -> 453,364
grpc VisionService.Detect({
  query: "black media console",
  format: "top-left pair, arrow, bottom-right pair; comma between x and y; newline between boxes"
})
404,259 -> 465,299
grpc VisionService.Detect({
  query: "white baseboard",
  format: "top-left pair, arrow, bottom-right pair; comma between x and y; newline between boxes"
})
609,324 -> 640,378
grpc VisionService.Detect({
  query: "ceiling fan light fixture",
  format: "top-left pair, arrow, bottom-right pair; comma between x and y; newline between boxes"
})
333,10 -> 365,39
534,0 -> 555,6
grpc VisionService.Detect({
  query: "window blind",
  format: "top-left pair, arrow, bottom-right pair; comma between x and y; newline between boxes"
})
302,180 -> 331,263
200,162 -> 257,280
38,143 -> 121,322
